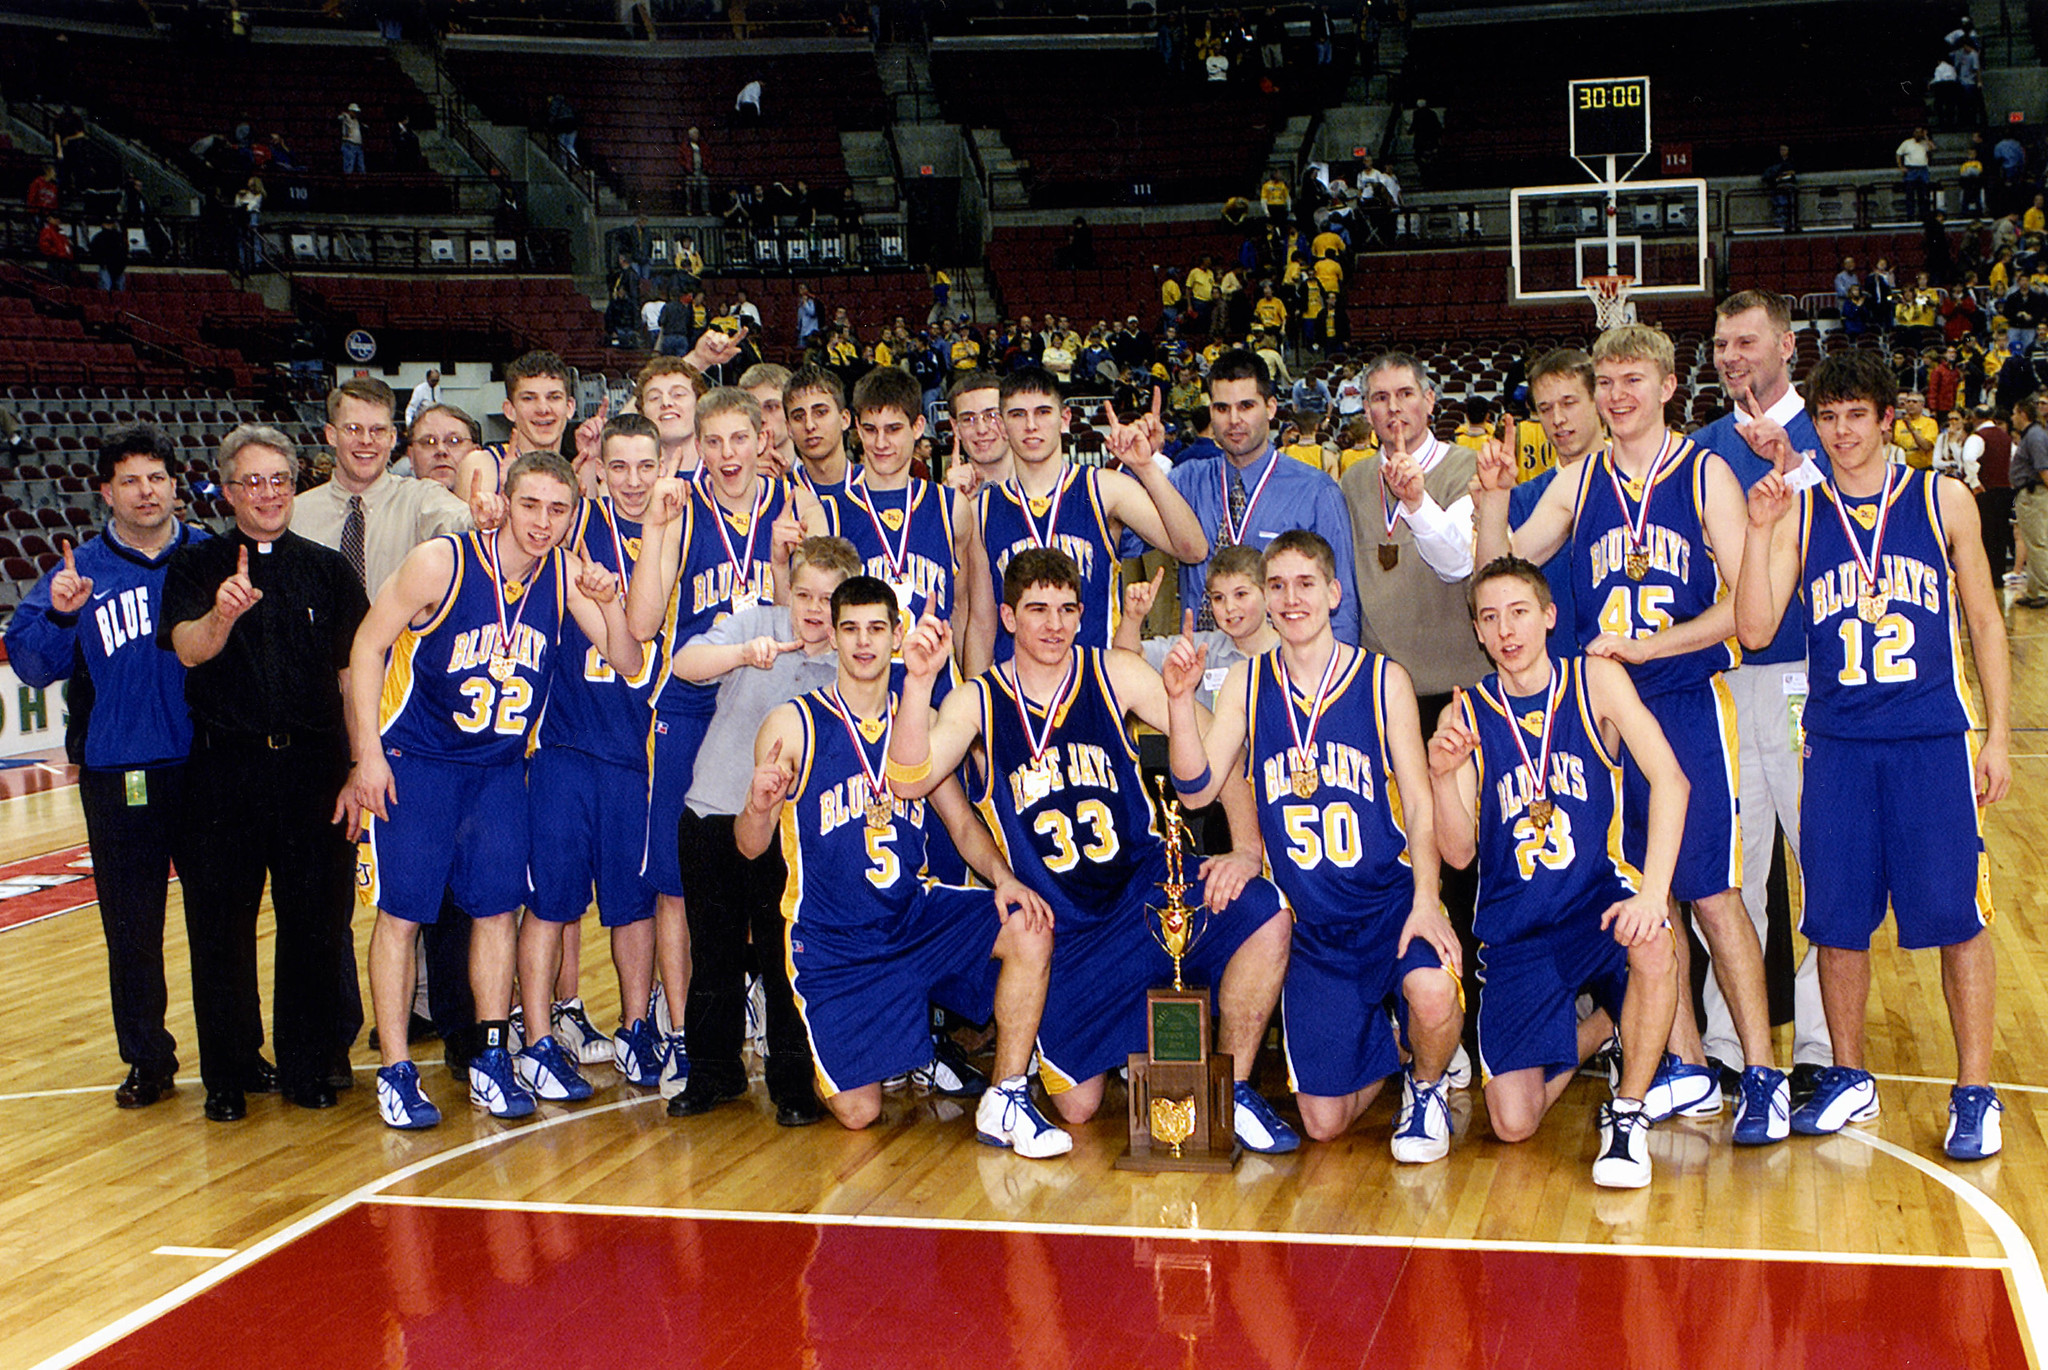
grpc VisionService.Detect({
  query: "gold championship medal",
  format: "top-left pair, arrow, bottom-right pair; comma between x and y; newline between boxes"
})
1607,436 -> 1678,590
1292,765 -> 1319,799
488,654 -> 516,683
1624,550 -> 1650,581
1857,588 -> 1885,624
1827,465 -> 1902,634
1379,543 -> 1400,571
1277,645 -> 1344,808
1529,798 -> 1554,829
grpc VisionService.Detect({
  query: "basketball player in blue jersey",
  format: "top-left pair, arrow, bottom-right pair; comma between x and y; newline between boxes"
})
1475,323 -> 1788,1146
623,388 -> 831,1097
1428,558 -> 1686,1188
890,548 -> 1301,1155
521,416 -> 669,1088
1164,530 -> 1465,1161
741,577 -> 1070,1155
1734,350 -> 2012,1160
840,366 -> 970,641
638,356 -> 703,478
457,351 -> 579,527
340,452 -> 646,1130
785,364 -> 855,500
961,366 -> 1210,675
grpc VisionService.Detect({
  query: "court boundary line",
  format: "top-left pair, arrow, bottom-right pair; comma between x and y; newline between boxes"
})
354,1191 -> 2015,1270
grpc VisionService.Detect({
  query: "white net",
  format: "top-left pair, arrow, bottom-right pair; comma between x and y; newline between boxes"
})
1585,275 -> 1638,330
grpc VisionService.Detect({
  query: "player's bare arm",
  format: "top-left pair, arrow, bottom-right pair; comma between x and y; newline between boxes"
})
887,613 -> 979,797
1938,474 -> 2013,804
334,537 -> 458,838
623,474 -> 689,641
1164,614 -> 1251,809
928,775 -> 1053,933
563,549 -> 646,678
1733,470 -> 1802,650
1382,658 -> 1457,972
1587,654 -> 1689,943
1425,692 -> 1480,871
733,704 -> 802,859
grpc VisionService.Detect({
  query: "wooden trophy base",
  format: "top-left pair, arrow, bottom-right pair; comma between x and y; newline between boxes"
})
1115,1049 -> 1241,1174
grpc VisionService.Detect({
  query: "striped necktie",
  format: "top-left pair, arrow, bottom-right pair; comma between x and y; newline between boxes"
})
341,494 -> 366,588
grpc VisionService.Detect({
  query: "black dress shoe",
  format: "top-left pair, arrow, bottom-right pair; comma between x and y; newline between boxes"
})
115,1066 -> 176,1109
242,1058 -> 279,1094
284,1082 -> 339,1110
665,1073 -> 746,1117
204,1088 -> 247,1122
775,1096 -> 823,1128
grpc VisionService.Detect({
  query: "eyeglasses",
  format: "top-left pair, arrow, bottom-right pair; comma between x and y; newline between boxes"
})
231,473 -> 293,493
341,423 -> 395,442
409,435 -> 473,451
956,409 -> 1002,428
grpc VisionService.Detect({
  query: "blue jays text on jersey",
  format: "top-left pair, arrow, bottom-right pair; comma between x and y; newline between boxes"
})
536,497 -> 660,767
976,463 -> 1121,652
779,688 -> 933,928
378,531 -> 567,765
827,475 -> 958,630
654,474 -> 802,714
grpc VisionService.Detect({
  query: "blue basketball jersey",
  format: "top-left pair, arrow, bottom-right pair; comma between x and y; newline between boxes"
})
970,648 -> 1161,920
652,474 -> 793,715
535,497 -> 659,768
779,688 -> 932,930
1797,467 -> 1976,739
1244,646 -> 1413,925
977,463 -> 1121,656
380,532 -> 567,765
829,475 -> 959,635
1570,436 -> 1738,697
1460,657 -> 1640,945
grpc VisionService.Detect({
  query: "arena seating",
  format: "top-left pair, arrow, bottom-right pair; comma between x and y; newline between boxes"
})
1405,2 -> 1939,191
931,48 -> 1306,208
1725,231 -> 1928,301
443,48 -> 881,213
988,221 -> 1256,325
0,29 -> 447,214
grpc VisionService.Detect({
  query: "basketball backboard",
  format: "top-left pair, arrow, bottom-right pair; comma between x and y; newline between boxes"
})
1508,178 -> 1710,303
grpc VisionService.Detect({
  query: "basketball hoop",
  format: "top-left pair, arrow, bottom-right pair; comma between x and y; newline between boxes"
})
1584,274 -> 1638,330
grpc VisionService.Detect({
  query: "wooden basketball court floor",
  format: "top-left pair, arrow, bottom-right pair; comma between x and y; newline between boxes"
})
7,628 -> 2048,1368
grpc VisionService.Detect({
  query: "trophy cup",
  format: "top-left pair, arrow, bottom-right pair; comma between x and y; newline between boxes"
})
1115,780 -> 1241,1173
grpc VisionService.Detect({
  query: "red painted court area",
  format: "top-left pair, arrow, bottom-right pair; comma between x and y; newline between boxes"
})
0,842 -> 97,932
78,1202 -> 2029,1369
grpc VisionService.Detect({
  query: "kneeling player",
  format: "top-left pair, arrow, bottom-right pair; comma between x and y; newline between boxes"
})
1166,531 -> 1464,1160
1428,558 -> 1685,1187
890,549 -> 1300,1154
343,453 -> 644,1129
1734,351 -> 2011,1159
738,577 -> 1069,1155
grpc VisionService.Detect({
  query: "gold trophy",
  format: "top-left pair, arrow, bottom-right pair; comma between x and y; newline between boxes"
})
1116,780 -> 1240,1173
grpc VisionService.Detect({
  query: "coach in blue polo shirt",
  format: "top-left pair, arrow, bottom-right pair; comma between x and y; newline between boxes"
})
1691,289 -> 1835,1097
1161,349 -> 1361,643
7,424 -> 214,1110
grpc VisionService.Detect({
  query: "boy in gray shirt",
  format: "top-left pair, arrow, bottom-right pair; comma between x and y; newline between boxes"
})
667,536 -> 859,1124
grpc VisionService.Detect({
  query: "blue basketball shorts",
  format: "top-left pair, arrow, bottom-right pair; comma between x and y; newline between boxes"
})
643,703 -> 712,898
1282,900 -> 1451,1098
1035,853 -> 1285,1094
527,744 -> 657,927
1801,732 -> 1993,951
789,884 -> 1003,1097
1476,898 -> 1634,1084
359,750 -> 529,924
1625,675 -> 1741,903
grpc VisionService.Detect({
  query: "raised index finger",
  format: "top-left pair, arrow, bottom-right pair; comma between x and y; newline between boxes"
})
1180,607 -> 1195,639
236,543 -> 249,576
60,538 -> 73,572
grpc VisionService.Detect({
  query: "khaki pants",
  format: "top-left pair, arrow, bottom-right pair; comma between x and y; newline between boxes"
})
2017,485 -> 2048,598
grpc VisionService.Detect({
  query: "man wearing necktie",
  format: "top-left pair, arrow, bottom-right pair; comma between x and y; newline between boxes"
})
292,377 -> 473,1071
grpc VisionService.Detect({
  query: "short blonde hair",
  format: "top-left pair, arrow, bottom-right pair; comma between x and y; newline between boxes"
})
1591,324 -> 1675,379
789,535 -> 861,582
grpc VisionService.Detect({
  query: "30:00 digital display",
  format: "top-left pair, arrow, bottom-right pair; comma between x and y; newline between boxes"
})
1569,77 -> 1650,159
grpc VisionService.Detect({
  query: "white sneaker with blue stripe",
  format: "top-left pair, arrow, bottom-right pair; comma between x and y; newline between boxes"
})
657,1031 -> 690,1099
1731,1065 -> 1790,1145
975,1075 -> 1073,1158
1390,1070 -> 1452,1163
1790,1066 -> 1880,1135
1233,1080 -> 1301,1154
376,1060 -> 441,1131
468,1046 -> 536,1119
1642,1053 -> 1721,1123
516,1035 -> 594,1101
1945,1085 -> 2003,1160
613,1018 -> 662,1088
552,997 -> 612,1066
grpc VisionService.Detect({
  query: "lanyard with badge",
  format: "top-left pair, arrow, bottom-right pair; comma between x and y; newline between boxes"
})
847,473 -> 920,614
1005,653 -> 1078,806
698,473 -> 769,613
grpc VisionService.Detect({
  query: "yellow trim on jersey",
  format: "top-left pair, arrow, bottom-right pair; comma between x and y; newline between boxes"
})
1710,673 -> 1743,894
1088,648 -> 1162,837
1965,729 -> 1995,929
1925,471 -> 1983,730
777,698 -> 819,927
783,915 -> 842,1100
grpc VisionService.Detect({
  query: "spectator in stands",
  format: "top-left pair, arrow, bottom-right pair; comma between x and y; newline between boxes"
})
1292,369 -> 1331,417
339,103 -> 366,176
1994,136 -> 2029,217
547,94 -> 579,164
1975,404 -> 2015,580
1186,255 -> 1217,331
734,79 -> 764,127
405,371 -> 444,428
1956,39 -> 1986,128
606,280 -> 642,349
683,127 -> 709,215
2011,396 -> 2048,606
1054,216 -> 1095,270
1833,255 -> 1860,306
1959,134 -> 1987,220
658,290 -> 696,357
7,424 -> 206,1113
1355,155 -> 1400,248
1840,283 -> 1874,338
1762,144 -> 1797,231
1256,6 -> 1285,69
1160,268 -> 1184,332
1897,126 -> 1936,220
26,163 -> 58,214
88,218 -> 128,292
1310,4 -> 1336,65
2005,271 -> 2048,356
397,405 -> 477,490
1260,170 -> 1291,230
1929,53 -> 1961,130
1868,257 -> 1898,332
392,115 -> 421,174
37,213 -> 73,283
1930,347 -> 1964,415
231,176 -> 264,276
1943,281 -> 1982,343
1894,390 -> 1939,469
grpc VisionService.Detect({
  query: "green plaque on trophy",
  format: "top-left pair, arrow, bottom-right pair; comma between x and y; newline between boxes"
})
1149,996 -> 1204,1063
